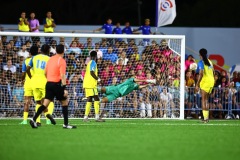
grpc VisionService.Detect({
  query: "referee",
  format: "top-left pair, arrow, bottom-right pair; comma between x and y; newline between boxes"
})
30,44 -> 76,129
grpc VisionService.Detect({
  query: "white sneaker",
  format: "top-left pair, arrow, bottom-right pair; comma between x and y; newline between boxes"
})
226,115 -> 231,120
63,124 -> 77,129
163,114 -> 167,118
147,79 -> 156,84
236,115 -> 239,119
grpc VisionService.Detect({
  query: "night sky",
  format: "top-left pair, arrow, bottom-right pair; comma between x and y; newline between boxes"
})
0,0 -> 240,27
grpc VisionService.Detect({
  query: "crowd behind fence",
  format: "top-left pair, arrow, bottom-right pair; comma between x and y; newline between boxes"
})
1,82 -> 240,119
0,34 -> 240,119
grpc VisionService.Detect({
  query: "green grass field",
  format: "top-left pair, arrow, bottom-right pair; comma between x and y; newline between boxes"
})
0,119 -> 240,160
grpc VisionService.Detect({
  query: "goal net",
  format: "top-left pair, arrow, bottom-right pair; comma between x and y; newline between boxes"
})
0,32 -> 185,119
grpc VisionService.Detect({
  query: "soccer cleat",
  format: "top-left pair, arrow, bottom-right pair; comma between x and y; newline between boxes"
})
95,118 -> 105,122
46,120 -> 51,125
236,115 -> 239,119
63,124 -> 77,129
37,122 -> 41,127
20,120 -> 27,125
147,79 -> 156,84
29,119 -> 38,128
46,114 -> 56,125
83,118 -> 90,122
200,119 -> 209,124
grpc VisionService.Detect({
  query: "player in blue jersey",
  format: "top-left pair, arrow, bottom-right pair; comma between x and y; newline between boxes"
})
122,22 -> 133,34
112,22 -> 123,42
94,18 -> 113,34
94,18 -> 113,45
133,19 -> 155,46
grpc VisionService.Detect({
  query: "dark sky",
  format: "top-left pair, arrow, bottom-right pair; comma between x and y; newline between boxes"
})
1,0 -> 240,27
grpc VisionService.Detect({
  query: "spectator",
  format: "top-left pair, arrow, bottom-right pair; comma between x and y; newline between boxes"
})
70,37 -> 84,49
102,46 -> 118,63
94,18 -> 113,34
139,87 -> 152,118
160,87 -> 174,118
12,36 -> 21,49
68,75 -> 83,114
28,12 -> 40,45
18,12 -> 30,45
1,36 -> 8,47
112,22 -> 123,42
68,41 -> 82,56
83,37 -> 95,48
49,40 -> 57,55
94,18 -> 113,45
3,59 -> 16,73
94,43 -> 103,59
59,37 -> 69,49
122,21 -> 133,35
116,52 -> 128,65
231,71 -> 239,83
185,54 -> 195,72
12,80 -> 24,108
160,39 -> 173,58
0,55 -> 3,71
25,40 -> 32,50
17,44 -> 29,59
133,18 -> 154,46
43,11 -> 56,45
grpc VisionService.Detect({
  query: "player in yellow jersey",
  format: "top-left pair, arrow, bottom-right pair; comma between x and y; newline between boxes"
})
20,46 -> 38,124
83,50 -> 105,122
195,48 -> 214,123
26,44 -> 54,125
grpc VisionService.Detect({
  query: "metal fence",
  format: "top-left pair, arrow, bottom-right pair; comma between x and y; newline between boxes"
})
0,84 -> 240,119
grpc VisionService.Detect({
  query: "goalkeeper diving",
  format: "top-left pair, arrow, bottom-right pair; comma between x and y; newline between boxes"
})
84,77 -> 156,103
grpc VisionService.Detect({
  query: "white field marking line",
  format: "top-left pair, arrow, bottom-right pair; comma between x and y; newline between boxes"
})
0,123 -> 240,126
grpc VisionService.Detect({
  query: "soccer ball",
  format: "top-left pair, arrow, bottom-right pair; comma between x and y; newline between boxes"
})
189,63 -> 197,70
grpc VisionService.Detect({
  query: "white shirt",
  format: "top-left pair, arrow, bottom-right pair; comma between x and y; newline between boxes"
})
18,50 -> 29,58
116,58 -> 128,65
97,50 -> 103,59
50,47 -> 56,54
3,65 -> 16,73
160,92 -> 172,101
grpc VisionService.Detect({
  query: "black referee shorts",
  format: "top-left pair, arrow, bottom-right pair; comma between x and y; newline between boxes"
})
45,82 -> 67,101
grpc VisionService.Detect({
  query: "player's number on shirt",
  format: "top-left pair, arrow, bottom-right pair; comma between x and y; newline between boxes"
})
36,60 -> 46,69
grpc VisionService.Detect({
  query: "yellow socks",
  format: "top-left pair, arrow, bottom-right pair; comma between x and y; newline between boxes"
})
35,104 -> 41,123
94,101 -> 100,119
23,112 -> 28,120
84,102 -> 92,118
203,110 -> 209,120
45,102 -> 54,119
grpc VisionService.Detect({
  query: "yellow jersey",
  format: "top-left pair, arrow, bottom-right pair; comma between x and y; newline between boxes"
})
83,60 -> 98,89
22,57 -> 34,88
43,18 -> 54,33
28,54 -> 50,88
18,18 -> 30,32
198,59 -> 215,92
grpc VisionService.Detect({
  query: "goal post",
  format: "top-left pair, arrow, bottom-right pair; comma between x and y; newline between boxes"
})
0,32 -> 185,119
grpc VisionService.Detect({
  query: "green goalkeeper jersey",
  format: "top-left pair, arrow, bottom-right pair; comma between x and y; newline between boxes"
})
117,78 -> 139,96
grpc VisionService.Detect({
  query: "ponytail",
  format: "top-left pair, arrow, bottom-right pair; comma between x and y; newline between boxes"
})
199,48 -> 211,66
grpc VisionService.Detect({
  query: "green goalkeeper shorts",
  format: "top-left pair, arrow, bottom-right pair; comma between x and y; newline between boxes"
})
105,85 -> 121,102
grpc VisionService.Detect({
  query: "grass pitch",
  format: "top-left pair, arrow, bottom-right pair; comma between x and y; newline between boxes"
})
0,119 -> 240,160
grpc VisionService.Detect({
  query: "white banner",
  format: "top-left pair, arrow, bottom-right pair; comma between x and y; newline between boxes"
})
156,0 -> 176,27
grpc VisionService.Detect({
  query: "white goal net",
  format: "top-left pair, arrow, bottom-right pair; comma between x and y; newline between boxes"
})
0,32 -> 185,119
